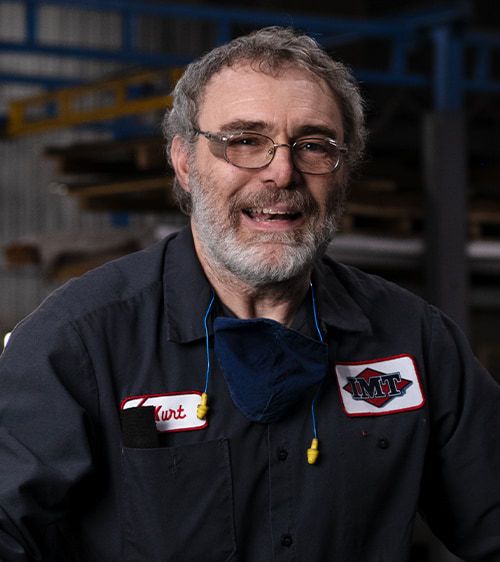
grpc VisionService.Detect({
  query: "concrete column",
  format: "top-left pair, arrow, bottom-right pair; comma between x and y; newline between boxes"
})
422,112 -> 469,334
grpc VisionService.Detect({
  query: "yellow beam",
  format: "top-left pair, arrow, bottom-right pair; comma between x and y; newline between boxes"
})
7,69 -> 181,137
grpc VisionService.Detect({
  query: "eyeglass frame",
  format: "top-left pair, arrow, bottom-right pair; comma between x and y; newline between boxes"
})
193,128 -> 348,175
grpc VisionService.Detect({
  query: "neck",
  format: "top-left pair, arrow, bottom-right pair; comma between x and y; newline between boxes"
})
193,233 -> 311,327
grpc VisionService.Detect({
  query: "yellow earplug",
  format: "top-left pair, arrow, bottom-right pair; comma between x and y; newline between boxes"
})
307,438 -> 319,464
197,392 -> 209,420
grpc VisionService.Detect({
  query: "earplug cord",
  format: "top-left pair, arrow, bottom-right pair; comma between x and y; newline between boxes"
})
197,292 -> 215,421
199,286 -> 323,464
308,281 -> 324,464
203,292 -> 216,394
310,281 -> 324,436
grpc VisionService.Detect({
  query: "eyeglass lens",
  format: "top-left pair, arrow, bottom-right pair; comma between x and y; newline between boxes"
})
224,133 -> 341,173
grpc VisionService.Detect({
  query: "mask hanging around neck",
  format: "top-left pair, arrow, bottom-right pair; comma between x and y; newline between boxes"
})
213,316 -> 328,424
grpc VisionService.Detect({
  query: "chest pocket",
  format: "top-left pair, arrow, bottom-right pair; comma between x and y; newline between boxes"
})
121,438 -> 236,561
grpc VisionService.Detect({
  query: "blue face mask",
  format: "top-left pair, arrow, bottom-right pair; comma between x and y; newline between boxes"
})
213,316 -> 328,423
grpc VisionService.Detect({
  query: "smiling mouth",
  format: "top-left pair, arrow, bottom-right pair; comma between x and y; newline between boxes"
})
244,207 -> 301,222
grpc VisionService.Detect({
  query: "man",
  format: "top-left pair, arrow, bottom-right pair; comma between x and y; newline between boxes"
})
0,26 -> 499,562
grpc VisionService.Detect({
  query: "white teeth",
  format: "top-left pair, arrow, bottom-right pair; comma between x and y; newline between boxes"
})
248,208 -> 288,215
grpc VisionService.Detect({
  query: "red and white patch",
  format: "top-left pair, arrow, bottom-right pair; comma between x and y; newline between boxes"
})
336,355 -> 425,417
121,392 -> 208,433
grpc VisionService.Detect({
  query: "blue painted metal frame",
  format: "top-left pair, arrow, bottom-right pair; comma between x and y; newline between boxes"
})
0,0 -> 499,111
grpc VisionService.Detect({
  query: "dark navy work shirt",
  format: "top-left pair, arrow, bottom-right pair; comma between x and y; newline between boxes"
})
0,225 -> 499,561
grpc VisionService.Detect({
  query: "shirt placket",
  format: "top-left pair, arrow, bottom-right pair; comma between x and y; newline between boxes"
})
267,424 -> 298,561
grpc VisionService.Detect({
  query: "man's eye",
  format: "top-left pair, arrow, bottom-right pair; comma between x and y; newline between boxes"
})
228,135 -> 265,149
232,136 -> 258,145
298,140 -> 328,153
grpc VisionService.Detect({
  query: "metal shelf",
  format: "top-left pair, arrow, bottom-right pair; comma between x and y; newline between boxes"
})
1,0 -> 500,132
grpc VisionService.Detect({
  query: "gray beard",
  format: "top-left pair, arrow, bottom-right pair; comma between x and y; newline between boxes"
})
189,166 -> 345,287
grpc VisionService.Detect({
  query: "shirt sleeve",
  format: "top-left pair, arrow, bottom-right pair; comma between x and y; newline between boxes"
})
419,306 -> 500,561
0,309 -> 98,561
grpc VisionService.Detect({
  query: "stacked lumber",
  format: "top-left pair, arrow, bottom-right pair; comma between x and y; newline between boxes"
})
44,136 -> 176,212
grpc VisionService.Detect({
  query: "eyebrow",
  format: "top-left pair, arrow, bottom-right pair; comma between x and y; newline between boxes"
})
218,120 -> 339,140
218,119 -> 267,134
296,124 -> 339,139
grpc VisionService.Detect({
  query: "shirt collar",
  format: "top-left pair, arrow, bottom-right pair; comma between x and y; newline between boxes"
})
164,225 -> 215,343
164,225 -> 371,343
312,258 -> 372,335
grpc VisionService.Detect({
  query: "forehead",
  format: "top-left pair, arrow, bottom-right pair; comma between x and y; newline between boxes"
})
198,63 -> 344,139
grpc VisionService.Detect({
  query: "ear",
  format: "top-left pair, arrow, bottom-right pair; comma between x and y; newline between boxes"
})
170,135 -> 191,193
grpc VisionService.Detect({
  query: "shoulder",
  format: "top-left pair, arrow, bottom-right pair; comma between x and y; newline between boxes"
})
320,254 -> 428,313
19,233 -> 178,329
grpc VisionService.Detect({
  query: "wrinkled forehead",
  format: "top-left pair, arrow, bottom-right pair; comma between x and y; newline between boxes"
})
197,62 -> 344,140
198,58 -> 335,111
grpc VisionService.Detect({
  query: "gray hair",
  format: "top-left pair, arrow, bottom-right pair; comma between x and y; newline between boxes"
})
162,26 -> 367,215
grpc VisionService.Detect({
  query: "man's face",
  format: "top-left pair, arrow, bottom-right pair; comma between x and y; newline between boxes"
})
174,63 -> 347,286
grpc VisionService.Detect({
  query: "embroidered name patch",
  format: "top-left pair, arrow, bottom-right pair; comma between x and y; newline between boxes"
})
336,355 -> 425,416
121,392 -> 207,433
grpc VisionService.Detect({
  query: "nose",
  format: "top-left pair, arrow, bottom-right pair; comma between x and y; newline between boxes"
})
262,143 -> 297,187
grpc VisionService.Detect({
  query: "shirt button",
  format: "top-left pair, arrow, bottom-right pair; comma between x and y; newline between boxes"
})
277,448 -> 288,461
378,438 -> 390,449
281,533 -> 293,547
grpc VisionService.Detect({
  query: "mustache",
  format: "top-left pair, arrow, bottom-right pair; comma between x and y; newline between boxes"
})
228,186 -> 319,215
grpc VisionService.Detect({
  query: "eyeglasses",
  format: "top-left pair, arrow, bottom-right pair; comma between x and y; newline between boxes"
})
194,128 -> 348,175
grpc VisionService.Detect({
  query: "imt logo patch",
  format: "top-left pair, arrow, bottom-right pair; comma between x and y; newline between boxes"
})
336,355 -> 425,416
343,368 -> 412,408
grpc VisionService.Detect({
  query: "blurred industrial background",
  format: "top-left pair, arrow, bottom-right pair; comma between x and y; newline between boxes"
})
0,1 -> 499,559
